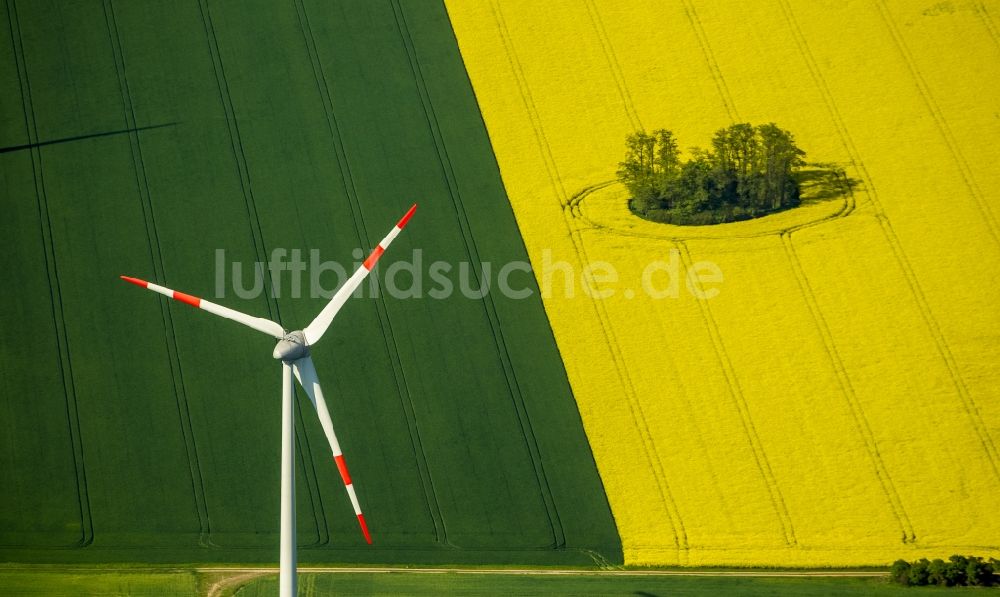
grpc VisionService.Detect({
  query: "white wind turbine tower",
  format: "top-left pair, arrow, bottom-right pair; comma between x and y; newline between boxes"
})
122,204 -> 416,597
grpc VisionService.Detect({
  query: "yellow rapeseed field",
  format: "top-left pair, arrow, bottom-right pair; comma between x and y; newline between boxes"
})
445,0 -> 1000,566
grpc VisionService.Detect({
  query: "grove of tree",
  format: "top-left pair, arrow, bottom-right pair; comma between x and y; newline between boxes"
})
890,555 -> 999,587
618,123 -> 806,225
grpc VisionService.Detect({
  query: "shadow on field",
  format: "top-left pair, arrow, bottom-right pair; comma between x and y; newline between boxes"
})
0,122 -> 178,154
794,163 -> 862,204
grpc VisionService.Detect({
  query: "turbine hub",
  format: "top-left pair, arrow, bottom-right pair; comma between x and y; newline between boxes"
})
273,330 -> 309,362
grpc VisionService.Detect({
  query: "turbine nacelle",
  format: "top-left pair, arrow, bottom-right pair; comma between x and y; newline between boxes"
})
273,330 -> 309,362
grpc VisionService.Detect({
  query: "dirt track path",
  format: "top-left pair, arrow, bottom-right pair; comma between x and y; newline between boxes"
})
197,565 -> 885,578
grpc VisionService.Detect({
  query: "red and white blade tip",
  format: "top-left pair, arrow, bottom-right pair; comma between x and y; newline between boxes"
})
120,275 -> 148,287
358,514 -> 372,544
397,203 -> 417,229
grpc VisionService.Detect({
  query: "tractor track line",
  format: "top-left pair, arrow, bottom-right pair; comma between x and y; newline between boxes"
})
780,233 -> 915,542
675,241 -> 797,547
102,0 -> 213,546
566,15 -> 867,545
565,175 -> 859,542
291,0 -> 449,547
197,0 -> 329,545
196,0 -> 279,321
391,0 -> 566,550
583,0 -> 643,133
489,0 -> 689,558
680,0 -> 740,123
6,0 -> 94,548
874,0 -> 1000,251
779,0 -> 1000,483
976,2 -> 1000,51
671,0 -> 995,540
677,2 -> 797,547
577,1 -> 854,548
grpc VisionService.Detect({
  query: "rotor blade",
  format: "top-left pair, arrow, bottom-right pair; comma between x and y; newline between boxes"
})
121,276 -> 285,338
302,204 -> 416,346
292,355 -> 372,544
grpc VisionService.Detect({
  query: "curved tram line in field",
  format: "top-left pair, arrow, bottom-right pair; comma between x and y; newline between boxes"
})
569,0 -> 1000,551
566,172 -> 858,551
567,173 -> 856,243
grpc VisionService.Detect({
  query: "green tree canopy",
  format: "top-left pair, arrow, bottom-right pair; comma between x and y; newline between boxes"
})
890,556 -> 998,587
620,123 -> 806,225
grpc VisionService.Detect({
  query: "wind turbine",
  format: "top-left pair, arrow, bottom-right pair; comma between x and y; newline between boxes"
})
122,204 -> 416,597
